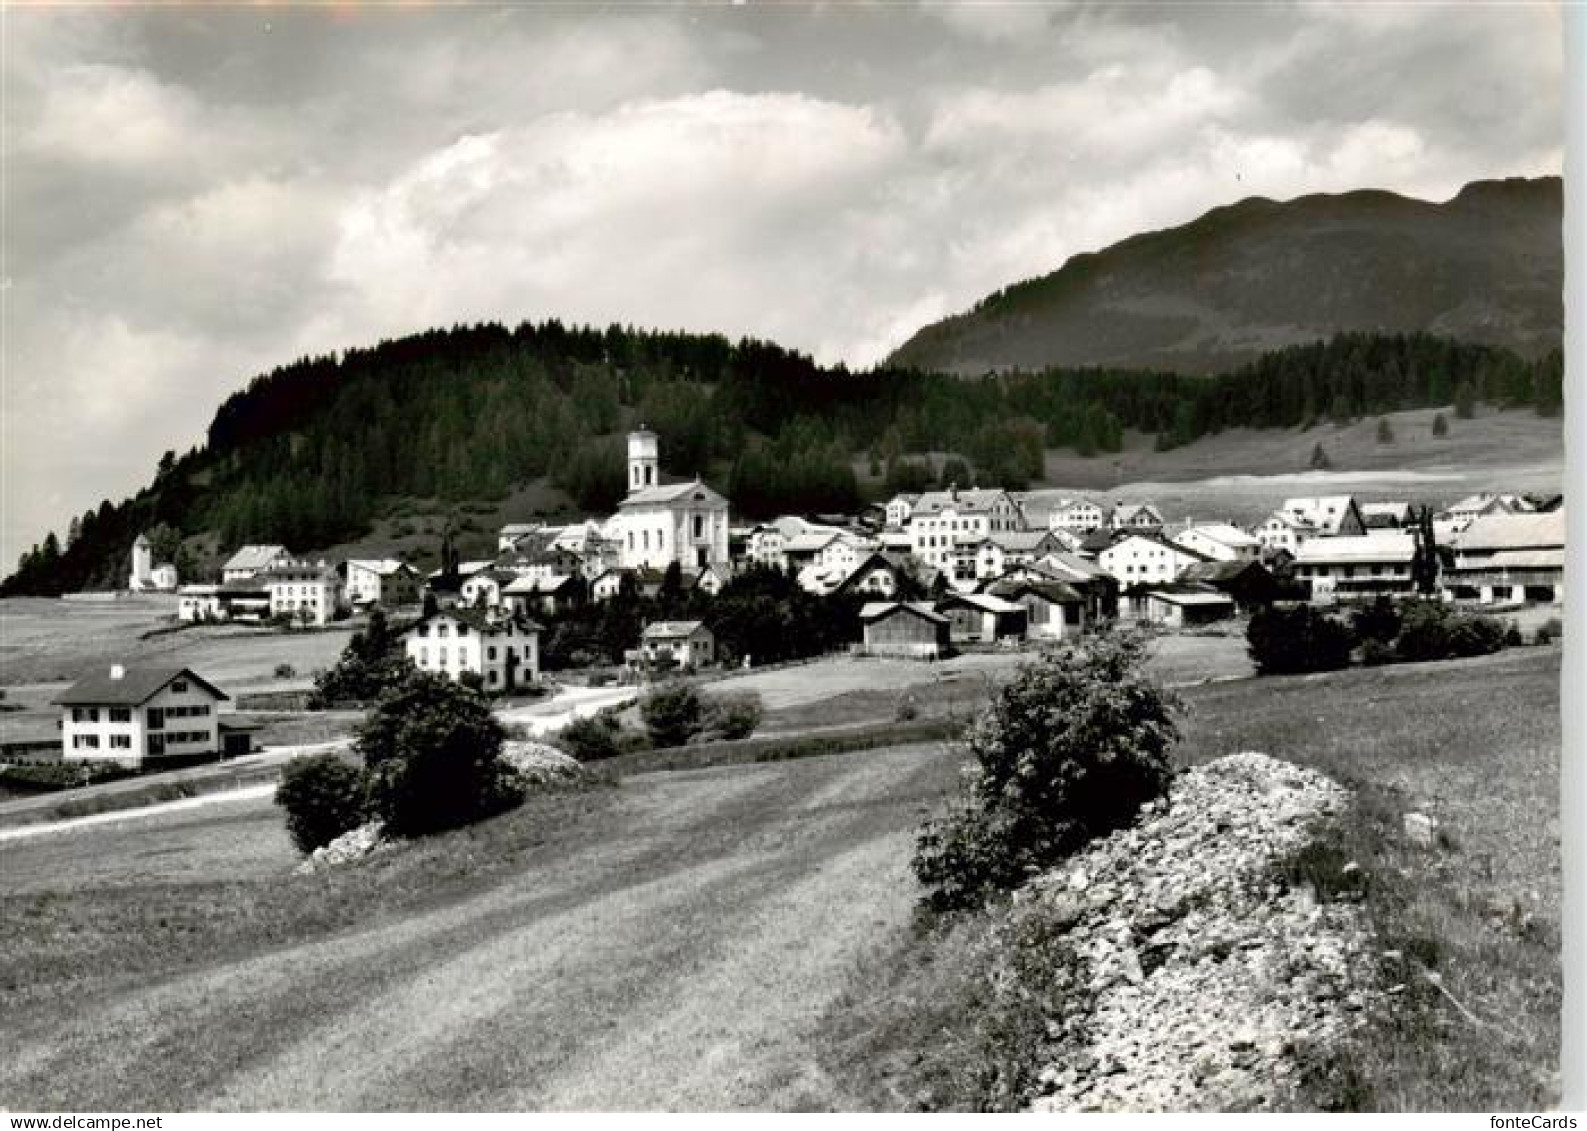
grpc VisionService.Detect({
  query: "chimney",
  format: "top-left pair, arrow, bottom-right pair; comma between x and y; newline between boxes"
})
110,664 -> 125,680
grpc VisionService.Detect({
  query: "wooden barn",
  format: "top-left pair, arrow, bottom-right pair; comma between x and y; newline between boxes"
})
935,592 -> 1029,644
858,602 -> 951,659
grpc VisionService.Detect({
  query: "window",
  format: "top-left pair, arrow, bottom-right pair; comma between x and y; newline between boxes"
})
172,680 -> 188,693
488,647 -> 498,660
73,735 -> 100,749
111,735 -> 132,749
72,707 -> 99,724
110,707 -> 131,723
438,623 -> 450,638
694,515 -> 704,539
419,647 -> 429,666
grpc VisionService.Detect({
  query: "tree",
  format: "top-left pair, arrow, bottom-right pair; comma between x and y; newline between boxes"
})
358,670 -> 517,837
640,681 -> 706,748
1246,606 -> 1354,675
1431,412 -> 1449,437
1309,443 -> 1332,470
1454,380 -> 1476,420
939,456 -> 973,490
1375,418 -> 1394,444
311,608 -> 415,706
912,632 -> 1179,913
275,753 -> 369,854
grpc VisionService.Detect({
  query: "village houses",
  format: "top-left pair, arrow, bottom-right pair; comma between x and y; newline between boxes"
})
402,608 -> 542,692
342,559 -> 421,607
635,620 -> 717,670
1292,531 -> 1418,601
1443,510 -> 1564,605
1097,533 -> 1210,588
1171,523 -> 1262,563
907,486 -> 1026,573
55,665 -> 230,766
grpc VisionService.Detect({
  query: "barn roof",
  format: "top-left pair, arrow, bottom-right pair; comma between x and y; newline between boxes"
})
859,601 -> 947,624
1455,511 -> 1565,552
222,544 -> 287,572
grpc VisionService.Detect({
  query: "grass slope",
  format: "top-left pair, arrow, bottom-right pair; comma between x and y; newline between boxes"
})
816,645 -> 1561,1111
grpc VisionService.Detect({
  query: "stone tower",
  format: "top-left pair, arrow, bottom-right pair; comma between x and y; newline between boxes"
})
129,533 -> 153,591
628,429 -> 659,494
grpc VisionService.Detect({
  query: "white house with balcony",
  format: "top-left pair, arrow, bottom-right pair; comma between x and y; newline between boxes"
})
1293,532 -> 1418,601
402,609 -> 542,693
256,559 -> 344,626
907,486 -> 1025,572
54,665 -> 229,766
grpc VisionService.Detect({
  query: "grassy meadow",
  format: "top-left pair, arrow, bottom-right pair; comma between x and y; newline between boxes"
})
816,643 -> 1562,1111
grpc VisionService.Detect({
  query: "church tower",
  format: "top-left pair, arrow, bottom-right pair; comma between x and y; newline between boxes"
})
628,429 -> 659,493
129,533 -> 153,591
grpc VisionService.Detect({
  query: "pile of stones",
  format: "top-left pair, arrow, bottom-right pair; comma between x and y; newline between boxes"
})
1025,752 -> 1382,1112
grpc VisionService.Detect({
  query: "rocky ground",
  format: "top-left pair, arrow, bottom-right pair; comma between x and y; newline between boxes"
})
1025,752 -> 1382,1112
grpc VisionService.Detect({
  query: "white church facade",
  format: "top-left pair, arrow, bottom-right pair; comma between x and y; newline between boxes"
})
603,430 -> 731,571
128,533 -> 178,592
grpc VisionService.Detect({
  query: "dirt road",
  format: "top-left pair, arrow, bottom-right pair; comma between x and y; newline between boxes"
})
1,742 -> 958,1111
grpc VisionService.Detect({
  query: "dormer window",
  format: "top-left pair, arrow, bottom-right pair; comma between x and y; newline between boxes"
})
172,680 -> 188,694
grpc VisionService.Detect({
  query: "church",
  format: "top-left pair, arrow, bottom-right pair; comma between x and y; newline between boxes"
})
603,430 -> 731,571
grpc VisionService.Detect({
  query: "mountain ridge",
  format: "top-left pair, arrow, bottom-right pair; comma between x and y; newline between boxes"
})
890,176 -> 1563,377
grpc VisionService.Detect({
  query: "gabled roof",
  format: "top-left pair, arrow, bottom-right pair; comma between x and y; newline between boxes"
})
1145,587 -> 1237,608
1294,532 -> 1416,564
1179,559 -> 1270,584
1455,511 -> 1565,552
55,666 -> 229,707
938,591 -> 1023,615
859,601 -> 947,624
403,607 -> 543,635
642,620 -> 710,639
987,578 -> 1084,604
620,479 -> 728,509
784,531 -> 844,553
1112,502 -> 1165,524
910,488 -> 1013,517
1100,532 -> 1212,561
346,558 -> 417,577
1176,523 -> 1260,548
223,544 -> 287,572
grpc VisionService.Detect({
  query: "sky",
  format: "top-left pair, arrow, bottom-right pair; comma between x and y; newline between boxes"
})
0,1 -> 1564,570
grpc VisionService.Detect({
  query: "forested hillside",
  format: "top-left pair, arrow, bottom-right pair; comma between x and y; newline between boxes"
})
3,321 -> 1562,597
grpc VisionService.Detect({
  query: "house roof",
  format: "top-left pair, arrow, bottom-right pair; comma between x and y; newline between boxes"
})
1145,588 -> 1237,608
346,558 -> 415,577
1112,502 -> 1164,524
1179,559 -> 1269,584
938,591 -> 1023,614
502,573 -> 575,595
403,608 -> 543,635
1177,523 -> 1260,548
55,666 -> 229,707
222,544 -> 287,572
1294,532 -> 1416,564
911,488 -> 1012,517
1100,532 -> 1212,561
859,601 -> 947,624
1454,511 -> 1565,552
1263,510 -> 1317,531
620,479 -> 728,509
642,620 -> 710,639
784,531 -> 843,553
988,578 -> 1084,604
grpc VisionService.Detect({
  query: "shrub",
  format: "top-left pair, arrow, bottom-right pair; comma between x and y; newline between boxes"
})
274,753 -> 369,854
273,663 -> 297,680
1350,596 -> 1400,644
1359,638 -> 1395,667
1432,412 -> 1449,437
358,670 -> 519,837
640,681 -> 706,748
1534,617 -> 1562,645
1247,605 -> 1355,675
912,631 -> 1179,914
1503,622 -> 1525,648
706,691 -> 764,741
1395,600 -> 1507,663
554,711 -> 625,762
896,691 -> 921,722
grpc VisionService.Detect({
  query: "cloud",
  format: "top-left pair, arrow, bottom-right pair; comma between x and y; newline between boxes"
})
0,2 -> 1564,567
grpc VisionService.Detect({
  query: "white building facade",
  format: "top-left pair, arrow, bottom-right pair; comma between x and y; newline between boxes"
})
403,610 -> 542,692
56,666 -> 229,766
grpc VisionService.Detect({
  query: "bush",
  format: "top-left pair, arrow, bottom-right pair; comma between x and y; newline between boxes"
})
358,670 -> 519,837
1247,605 -> 1356,675
1359,638 -> 1396,667
554,710 -> 625,762
896,691 -> 921,722
912,632 -> 1179,914
1350,596 -> 1400,645
274,753 -> 369,854
706,691 -> 764,741
1534,618 -> 1562,645
1395,600 -> 1505,663
273,663 -> 297,680
640,681 -> 706,748
1503,622 -> 1525,648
